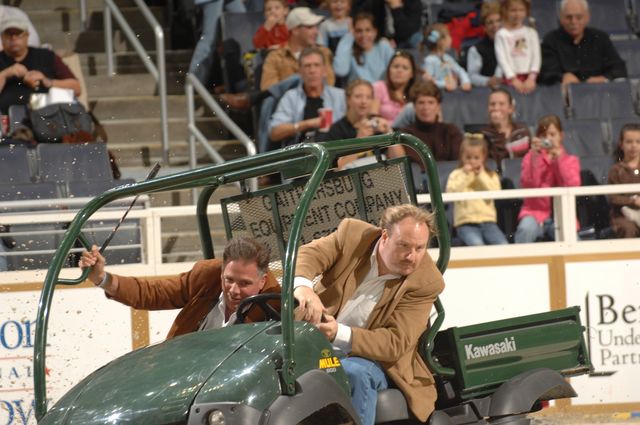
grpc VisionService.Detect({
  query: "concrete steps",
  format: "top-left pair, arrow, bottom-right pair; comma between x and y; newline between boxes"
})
79,51 -> 191,77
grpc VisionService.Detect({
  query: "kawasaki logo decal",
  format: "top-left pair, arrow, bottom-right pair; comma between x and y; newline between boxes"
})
465,337 -> 517,360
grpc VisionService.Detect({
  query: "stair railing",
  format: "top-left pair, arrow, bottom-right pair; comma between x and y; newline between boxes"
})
103,0 -> 170,164
185,73 -> 257,193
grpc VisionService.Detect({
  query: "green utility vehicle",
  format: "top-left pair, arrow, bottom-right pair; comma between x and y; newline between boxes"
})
34,133 -> 593,425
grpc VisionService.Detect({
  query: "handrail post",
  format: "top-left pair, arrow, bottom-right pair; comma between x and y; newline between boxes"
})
80,0 -> 88,30
186,79 -> 199,202
104,2 -> 114,76
155,25 -> 170,165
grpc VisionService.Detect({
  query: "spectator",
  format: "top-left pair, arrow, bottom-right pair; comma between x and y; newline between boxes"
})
317,0 -> 352,54
607,123 -> 640,238
320,79 -> 400,169
372,50 -> 417,122
515,114 -> 581,243
422,23 -> 471,92
333,12 -> 394,83
253,0 -> 290,50
399,80 -> 463,181
260,7 -> 334,90
480,88 -> 531,165
0,16 -> 81,114
466,2 -> 502,88
351,0 -> 423,48
538,0 -> 627,86
0,6 -> 39,50
269,47 -> 345,146
494,0 -> 540,94
188,0 -> 246,86
446,133 -> 508,245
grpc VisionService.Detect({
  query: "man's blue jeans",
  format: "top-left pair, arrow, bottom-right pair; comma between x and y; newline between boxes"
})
188,0 -> 246,85
341,357 -> 388,425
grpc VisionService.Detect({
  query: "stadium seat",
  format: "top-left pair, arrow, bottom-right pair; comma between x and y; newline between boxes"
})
580,155 -> 615,186
530,0 -> 560,39
501,157 -> 522,188
588,0 -> 633,36
68,178 -> 136,198
436,160 -> 460,192
0,145 -> 34,184
5,223 -> 64,271
37,143 -> 113,183
567,81 -> 636,120
221,11 -> 264,92
612,39 -> 640,79
563,119 -> 608,157
441,87 -> 491,130
514,84 -> 566,127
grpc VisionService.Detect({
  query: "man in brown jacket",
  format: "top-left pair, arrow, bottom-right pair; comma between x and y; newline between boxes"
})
80,237 -> 281,339
294,204 -> 445,425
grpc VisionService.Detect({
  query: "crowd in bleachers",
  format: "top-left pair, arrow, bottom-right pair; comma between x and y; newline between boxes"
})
200,0 -> 640,244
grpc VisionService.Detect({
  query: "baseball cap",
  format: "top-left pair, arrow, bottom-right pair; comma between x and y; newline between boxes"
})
286,7 -> 324,30
0,15 -> 29,34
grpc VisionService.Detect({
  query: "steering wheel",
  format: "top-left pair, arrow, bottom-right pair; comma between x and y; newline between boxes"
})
235,293 -> 283,324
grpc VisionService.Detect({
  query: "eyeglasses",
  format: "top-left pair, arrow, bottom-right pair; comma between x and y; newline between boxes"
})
2,29 -> 26,38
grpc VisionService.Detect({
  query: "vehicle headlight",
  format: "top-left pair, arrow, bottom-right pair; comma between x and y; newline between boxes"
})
208,410 -> 225,425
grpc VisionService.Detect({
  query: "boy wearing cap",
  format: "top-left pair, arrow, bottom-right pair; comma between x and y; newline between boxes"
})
260,7 -> 335,90
0,15 -> 80,114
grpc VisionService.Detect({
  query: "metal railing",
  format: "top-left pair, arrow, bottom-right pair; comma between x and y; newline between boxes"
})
102,0 -> 170,164
185,73 -> 258,192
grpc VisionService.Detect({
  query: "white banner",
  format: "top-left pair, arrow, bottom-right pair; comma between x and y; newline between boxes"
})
0,288 -> 132,425
566,259 -> 640,405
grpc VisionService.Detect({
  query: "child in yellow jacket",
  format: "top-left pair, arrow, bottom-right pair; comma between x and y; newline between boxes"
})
446,133 -> 508,245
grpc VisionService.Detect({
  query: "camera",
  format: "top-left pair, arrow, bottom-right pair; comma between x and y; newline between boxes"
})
541,138 -> 553,149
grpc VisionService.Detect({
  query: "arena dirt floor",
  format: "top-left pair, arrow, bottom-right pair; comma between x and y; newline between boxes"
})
530,411 -> 640,424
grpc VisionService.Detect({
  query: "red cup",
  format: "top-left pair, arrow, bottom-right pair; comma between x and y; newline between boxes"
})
318,108 -> 333,132
0,115 -> 8,136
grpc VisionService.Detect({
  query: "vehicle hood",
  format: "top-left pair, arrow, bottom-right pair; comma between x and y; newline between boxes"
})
40,322 -> 275,425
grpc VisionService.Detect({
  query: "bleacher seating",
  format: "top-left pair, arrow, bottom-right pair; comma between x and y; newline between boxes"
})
441,87 -> 491,131
563,119 -> 609,157
0,182 -> 59,207
530,0 -> 560,39
580,155 -> 615,186
567,81 -> 636,120
68,178 -> 136,198
37,143 -> 113,184
501,157 -> 523,189
221,11 -> 264,92
589,0 -> 634,36
613,39 -> 640,79
0,145 -> 34,184
511,84 -> 566,128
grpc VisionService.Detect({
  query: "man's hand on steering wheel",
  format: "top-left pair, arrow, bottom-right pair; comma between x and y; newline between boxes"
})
294,285 -> 324,324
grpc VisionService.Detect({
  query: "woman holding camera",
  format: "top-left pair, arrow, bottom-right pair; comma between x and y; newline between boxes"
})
514,114 -> 581,243
321,79 -> 401,169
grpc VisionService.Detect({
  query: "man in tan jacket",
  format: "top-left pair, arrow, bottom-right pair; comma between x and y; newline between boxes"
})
80,237 -> 281,339
294,204 -> 445,425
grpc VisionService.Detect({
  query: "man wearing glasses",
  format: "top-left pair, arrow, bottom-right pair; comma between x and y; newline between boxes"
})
0,15 -> 80,114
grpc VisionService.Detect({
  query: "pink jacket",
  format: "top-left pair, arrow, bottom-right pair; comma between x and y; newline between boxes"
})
518,147 -> 581,224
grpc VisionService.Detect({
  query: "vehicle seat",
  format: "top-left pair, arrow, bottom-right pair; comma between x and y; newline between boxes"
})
375,389 -> 410,423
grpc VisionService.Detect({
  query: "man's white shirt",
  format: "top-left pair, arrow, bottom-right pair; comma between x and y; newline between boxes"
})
294,240 -> 400,353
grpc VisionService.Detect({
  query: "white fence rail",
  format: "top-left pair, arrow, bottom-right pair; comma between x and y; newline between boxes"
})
1,184 -> 638,283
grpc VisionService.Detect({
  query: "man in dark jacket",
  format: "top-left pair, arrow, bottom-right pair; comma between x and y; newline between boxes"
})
538,0 -> 627,86
0,14 -> 81,113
